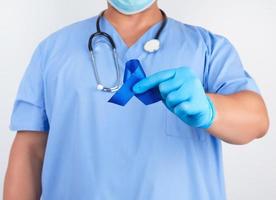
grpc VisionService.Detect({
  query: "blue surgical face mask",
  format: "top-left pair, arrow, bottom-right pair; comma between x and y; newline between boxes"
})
107,0 -> 156,15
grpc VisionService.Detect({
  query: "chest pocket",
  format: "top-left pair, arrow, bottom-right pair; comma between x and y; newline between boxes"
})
165,110 -> 208,141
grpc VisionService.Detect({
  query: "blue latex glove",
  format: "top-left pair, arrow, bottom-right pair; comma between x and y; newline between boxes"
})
133,67 -> 216,129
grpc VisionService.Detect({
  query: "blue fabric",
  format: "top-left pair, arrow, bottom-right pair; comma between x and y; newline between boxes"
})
9,16 -> 260,200
133,67 -> 216,129
109,59 -> 161,106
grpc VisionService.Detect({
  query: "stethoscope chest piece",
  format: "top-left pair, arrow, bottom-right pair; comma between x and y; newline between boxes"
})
144,39 -> 160,53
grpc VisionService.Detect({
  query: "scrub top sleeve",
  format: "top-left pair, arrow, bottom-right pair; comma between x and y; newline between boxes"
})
9,43 -> 49,132
204,32 -> 260,95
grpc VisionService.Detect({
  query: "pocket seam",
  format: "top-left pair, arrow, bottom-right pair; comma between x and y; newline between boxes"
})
165,110 -> 207,141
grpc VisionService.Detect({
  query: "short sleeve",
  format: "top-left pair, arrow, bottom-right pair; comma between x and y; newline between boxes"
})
9,43 -> 49,132
204,32 -> 260,95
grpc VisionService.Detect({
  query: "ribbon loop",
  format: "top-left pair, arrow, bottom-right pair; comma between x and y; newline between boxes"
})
108,59 -> 162,106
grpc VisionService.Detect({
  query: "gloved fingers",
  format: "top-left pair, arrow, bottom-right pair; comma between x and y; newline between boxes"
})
173,100 -> 201,116
133,69 -> 176,94
165,84 -> 192,109
159,76 -> 184,99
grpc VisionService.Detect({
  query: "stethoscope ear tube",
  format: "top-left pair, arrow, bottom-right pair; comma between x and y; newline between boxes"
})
88,30 -> 121,92
88,32 -> 116,52
88,40 -> 122,93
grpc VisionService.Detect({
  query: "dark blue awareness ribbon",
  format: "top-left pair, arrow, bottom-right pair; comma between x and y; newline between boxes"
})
108,59 -> 162,106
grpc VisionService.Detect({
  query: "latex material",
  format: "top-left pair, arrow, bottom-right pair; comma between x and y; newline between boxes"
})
133,67 -> 216,128
109,59 -> 161,106
107,0 -> 156,15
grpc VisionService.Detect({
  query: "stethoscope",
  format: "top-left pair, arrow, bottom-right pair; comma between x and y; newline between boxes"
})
88,9 -> 167,93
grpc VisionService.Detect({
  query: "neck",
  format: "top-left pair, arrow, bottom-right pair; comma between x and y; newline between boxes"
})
104,2 -> 162,32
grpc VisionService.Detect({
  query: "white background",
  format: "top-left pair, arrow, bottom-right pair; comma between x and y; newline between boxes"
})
0,0 -> 275,199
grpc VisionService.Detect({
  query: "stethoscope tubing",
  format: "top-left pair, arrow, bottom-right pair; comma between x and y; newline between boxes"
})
88,9 -> 167,92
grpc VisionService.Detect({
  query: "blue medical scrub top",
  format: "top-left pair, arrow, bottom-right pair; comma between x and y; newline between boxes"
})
9,15 -> 259,200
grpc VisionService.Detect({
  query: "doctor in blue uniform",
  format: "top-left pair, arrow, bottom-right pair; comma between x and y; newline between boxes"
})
5,0 -> 269,200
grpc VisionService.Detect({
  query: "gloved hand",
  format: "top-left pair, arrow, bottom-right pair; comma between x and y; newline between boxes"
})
133,67 -> 216,129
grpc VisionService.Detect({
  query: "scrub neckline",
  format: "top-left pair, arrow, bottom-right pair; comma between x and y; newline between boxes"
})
100,15 -> 169,61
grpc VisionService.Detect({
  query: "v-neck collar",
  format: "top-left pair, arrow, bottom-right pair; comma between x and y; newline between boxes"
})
100,16 -> 168,62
